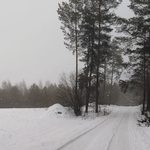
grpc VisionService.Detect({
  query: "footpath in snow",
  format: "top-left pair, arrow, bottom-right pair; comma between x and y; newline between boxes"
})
0,104 -> 150,150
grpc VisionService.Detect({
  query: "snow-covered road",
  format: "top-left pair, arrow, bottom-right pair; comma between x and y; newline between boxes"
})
58,108 -> 135,150
0,105 -> 149,150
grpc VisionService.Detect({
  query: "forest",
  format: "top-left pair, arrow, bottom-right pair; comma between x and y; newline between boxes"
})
0,1 -> 150,150
0,0 -> 149,117
57,0 -> 150,116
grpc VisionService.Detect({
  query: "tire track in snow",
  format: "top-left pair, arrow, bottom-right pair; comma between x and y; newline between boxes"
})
56,113 -> 114,150
106,113 -> 125,150
106,111 -> 132,150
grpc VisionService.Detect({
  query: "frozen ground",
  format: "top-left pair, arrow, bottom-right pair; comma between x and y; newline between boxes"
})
0,104 -> 149,150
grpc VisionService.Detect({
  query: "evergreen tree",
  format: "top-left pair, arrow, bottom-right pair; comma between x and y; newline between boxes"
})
108,40 -> 123,104
58,0 -> 122,113
129,0 -> 150,112
81,0 -> 122,112
57,0 -> 83,115
117,0 -> 150,113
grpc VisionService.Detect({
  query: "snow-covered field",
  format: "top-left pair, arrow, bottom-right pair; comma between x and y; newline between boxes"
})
0,104 -> 150,150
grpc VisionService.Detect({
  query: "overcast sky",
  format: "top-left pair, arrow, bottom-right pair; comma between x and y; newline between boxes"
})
0,0 -> 133,86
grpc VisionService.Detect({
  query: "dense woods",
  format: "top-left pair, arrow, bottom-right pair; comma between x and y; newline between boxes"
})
0,1 -> 150,149
0,0 -> 149,117
58,0 -> 123,115
116,0 -> 150,115
57,0 -> 150,115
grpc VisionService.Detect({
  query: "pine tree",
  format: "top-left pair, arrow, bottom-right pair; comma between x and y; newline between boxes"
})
108,40 -> 123,105
117,0 -> 150,113
57,0 -> 83,115
91,0 -> 122,112
58,0 -> 122,114
129,0 -> 150,112
79,0 -> 122,112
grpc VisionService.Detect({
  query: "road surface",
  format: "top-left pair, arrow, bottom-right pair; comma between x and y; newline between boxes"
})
57,107 -> 149,150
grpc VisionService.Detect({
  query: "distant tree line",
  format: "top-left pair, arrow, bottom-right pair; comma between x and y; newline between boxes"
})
0,81 -> 59,108
0,76 -> 140,109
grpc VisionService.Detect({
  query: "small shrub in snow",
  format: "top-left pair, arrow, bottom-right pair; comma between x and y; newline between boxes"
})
138,111 -> 150,127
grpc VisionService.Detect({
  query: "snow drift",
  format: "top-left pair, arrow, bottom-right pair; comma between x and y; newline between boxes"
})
45,103 -> 74,118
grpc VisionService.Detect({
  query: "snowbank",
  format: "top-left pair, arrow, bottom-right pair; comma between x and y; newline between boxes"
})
45,103 -> 74,118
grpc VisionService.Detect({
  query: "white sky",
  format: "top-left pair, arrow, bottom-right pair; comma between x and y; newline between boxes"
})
116,0 -> 134,19
0,0 -> 133,85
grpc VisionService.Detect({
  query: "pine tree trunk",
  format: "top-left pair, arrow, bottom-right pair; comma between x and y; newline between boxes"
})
96,64 -> 99,113
86,23 -> 95,113
95,0 -> 101,113
74,2 -> 80,116
142,46 -> 146,114
146,67 -> 150,111
85,86 -> 89,113
85,77 -> 89,113
109,67 -> 114,105
85,37 -> 90,113
109,55 -> 114,105
103,58 -> 107,104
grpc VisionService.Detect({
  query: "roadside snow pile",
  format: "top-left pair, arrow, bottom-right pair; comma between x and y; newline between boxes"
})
45,103 -> 74,118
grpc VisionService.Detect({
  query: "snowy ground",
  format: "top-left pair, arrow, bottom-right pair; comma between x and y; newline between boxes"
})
0,104 -> 149,150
